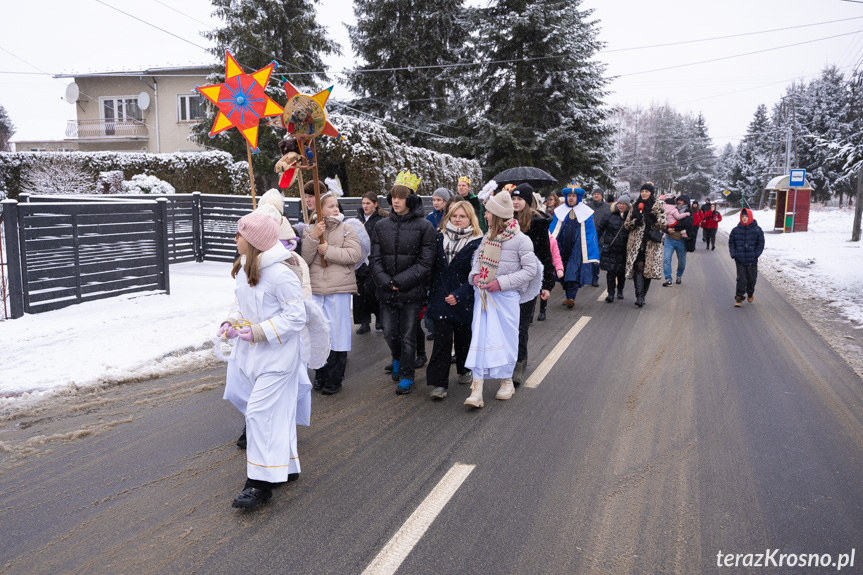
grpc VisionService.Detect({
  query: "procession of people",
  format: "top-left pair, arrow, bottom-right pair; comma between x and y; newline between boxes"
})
216,167 -> 753,509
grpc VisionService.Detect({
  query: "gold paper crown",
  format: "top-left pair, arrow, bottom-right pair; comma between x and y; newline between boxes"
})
458,176 -> 472,184
395,170 -> 421,192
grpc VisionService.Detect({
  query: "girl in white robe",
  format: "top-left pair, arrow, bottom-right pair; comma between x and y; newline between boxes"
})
218,211 -> 307,510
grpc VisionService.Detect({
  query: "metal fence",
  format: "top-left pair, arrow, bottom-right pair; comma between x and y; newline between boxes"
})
2,192 -> 435,318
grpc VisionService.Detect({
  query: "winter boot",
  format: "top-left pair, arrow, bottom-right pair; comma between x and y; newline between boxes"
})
391,359 -> 400,382
512,361 -> 526,386
396,378 -> 414,395
356,322 -> 370,334
606,275 -> 616,302
747,294 -> 754,303
236,426 -> 247,449
457,370 -> 472,384
735,295 -> 744,307
537,298 -> 547,321
642,278 -> 652,305
634,275 -> 645,307
495,378 -> 515,400
464,378 -> 484,408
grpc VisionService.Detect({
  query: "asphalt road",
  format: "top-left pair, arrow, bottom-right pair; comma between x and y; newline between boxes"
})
2,235 -> 863,575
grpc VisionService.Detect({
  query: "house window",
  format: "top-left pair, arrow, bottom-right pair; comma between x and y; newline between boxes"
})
101,97 -> 143,123
178,94 -> 205,122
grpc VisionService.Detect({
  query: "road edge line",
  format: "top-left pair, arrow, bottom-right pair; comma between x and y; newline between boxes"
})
524,316 -> 591,389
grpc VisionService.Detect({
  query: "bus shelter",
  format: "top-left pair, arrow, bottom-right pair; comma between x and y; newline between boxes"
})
766,175 -> 813,232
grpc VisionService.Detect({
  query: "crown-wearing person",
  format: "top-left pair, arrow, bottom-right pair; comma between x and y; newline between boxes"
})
369,170 -> 437,396
456,175 -> 486,233
549,182 -> 600,309
463,188 -> 541,408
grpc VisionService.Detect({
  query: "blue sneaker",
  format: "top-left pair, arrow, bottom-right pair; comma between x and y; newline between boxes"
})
391,359 -> 400,382
396,378 -> 414,395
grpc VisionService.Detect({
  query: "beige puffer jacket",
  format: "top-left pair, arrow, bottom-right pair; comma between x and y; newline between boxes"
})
301,216 -> 361,295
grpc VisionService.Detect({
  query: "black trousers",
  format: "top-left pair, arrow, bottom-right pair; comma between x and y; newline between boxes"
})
606,269 -> 626,294
316,350 -> 347,388
517,298 -> 537,362
735,262 -> 758,298
704,228 -> 718,248
426,320 -> 471,388
352,264 -> 379,324
381,302 -> 422,381
416,315 -> 427,358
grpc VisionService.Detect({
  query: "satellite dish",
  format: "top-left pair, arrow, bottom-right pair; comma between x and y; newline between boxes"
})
137,91 -> 151,110
64,82 -> 79,104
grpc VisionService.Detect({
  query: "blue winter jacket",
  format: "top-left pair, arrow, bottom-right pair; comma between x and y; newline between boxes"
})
426,234 -> 482,324
728,212 -> 765,266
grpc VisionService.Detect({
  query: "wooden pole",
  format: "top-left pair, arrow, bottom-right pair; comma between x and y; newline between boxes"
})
310,138 -> 327,267
246,143 -> 257,209
296,156 -> 309,224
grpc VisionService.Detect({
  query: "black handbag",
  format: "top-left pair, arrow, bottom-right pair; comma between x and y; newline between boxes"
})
647,229 -> 663,243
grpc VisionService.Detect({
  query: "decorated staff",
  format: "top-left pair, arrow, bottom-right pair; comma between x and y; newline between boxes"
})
196,51 -> 285,209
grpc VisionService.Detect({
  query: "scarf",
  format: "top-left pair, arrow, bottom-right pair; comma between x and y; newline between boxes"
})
443,221 -> 475,264
476,218 -> 520,310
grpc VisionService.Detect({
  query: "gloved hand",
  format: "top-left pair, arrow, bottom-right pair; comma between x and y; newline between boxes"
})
238,326 -> 255,342
485,279 -> 501,293
218,322 -> 238,339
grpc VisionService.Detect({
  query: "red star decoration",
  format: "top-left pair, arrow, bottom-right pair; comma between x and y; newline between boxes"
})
196,51 -> 284,152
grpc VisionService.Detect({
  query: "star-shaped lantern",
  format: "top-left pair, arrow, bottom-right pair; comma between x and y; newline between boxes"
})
281,79 -> 341,140
196,51 -> 285,152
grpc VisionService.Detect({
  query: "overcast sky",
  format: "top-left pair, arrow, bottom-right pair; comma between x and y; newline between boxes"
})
2,0 -> 862,150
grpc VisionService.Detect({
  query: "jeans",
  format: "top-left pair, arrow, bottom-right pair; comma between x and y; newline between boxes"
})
381,302 -> 422,381
663,237 -> 687,280
426,320 -> 471,389
735,262 -> 758,298
517,298 -> 537,362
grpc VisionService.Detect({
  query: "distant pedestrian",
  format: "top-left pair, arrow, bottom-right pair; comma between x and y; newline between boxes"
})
354,192 -> 388,334
464,189 -> 540,408
586,187 -> 611,287
549,184 -> 600,309
596,195 -> 631,302
624,183 -> 667,307
701,202 -> 722,250
689,200 -> 702,249
728,208 -> 765,307
456,176 -> 486,233
545,193 -> 561,213
425,202 -> 483,399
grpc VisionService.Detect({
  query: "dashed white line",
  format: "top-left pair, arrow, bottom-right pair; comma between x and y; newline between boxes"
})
362,463 -> 476,575
596,290 -> 608,301
524,316 -> 591,389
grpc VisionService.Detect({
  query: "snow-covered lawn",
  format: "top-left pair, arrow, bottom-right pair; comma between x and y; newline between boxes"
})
1,206 -> 860,413
719,206 -> 863,328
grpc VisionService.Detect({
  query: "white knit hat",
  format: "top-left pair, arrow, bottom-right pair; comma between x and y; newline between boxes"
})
259,188 -> 285,215
237,211 -> 279,251
485,190 -> 514,219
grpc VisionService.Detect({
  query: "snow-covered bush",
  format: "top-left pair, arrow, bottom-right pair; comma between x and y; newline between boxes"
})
98,170 -> 124,194
122,174 -> 176,195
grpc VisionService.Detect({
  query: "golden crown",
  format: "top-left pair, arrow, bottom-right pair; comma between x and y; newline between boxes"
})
458,176 -> 471,184
395,170 -> 421,192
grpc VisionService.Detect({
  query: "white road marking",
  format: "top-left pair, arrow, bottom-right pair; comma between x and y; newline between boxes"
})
362,463 -> 476,575
597,290 -> 607,301
524,316 -> 591,389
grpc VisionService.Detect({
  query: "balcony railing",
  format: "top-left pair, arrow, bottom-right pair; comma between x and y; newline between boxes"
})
66,119 -> 148,139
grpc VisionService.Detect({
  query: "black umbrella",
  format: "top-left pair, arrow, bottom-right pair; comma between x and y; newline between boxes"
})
492,166 -> 558,188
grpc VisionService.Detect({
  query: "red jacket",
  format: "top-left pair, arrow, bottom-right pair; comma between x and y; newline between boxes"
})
700,210 -> 722,229
692,210 -> 704,227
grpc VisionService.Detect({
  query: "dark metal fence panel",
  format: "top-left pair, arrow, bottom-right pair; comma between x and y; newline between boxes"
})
12,200 -> 168,314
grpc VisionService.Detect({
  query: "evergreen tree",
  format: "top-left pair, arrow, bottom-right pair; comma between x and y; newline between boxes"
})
732,104 -> 775,206
0,105 -> 15,152
467,0 -> 614,187
192,0 -> 341,190
675,113 -> 715,200
345,0 -> 470,147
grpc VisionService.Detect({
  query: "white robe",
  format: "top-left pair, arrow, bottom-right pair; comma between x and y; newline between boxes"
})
465,288 -> 520,380
223,243 -> 307,482
313,293 -> 353,352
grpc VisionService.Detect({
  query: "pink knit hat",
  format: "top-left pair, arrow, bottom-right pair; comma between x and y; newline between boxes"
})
237,211 -> 279,251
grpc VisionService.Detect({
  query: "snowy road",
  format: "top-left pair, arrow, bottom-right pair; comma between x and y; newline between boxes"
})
2,233 -> 863,574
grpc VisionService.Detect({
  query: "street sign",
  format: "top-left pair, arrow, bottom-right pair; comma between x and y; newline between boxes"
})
789,169 -> 806,187
722,189 -> 731,197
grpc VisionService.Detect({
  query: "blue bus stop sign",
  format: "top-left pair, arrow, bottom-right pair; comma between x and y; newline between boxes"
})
789,169 -> 806,187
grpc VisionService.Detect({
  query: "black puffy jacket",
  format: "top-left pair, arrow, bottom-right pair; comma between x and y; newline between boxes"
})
597,208 -> 630,273
427,234 -> 482,324
369,195 -> 437,306
728,213 -> 764,266
522,211 -> 555,291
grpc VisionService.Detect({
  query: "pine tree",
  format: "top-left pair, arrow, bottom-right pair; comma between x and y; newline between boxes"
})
192,0 -> 341,190
0,105 -> 15,152
467,0 -> 614,187
675,113 -> 715,200
733,104 -> 775,206
345,0 -> 469,147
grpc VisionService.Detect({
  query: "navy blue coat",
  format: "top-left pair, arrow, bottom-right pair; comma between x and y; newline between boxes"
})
728,219 -> 765,266
426,234 -> 482,324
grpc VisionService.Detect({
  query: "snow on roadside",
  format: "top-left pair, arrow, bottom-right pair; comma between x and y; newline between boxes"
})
718,206 -> 863,328
0,261 -> 235,413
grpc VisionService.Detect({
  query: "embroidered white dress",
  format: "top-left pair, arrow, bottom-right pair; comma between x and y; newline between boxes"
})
223,243 -> 307,482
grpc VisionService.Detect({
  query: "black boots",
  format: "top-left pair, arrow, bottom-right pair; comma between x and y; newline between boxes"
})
356,322 -> 370,334
236,426 -> 247,449
605,275 -> 616,303
634,274 -> 644,307
537,298 -> 547,321
318,350 -> 347,395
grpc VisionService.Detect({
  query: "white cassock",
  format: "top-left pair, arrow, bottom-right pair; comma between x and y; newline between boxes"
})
223,243 -> 307,482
